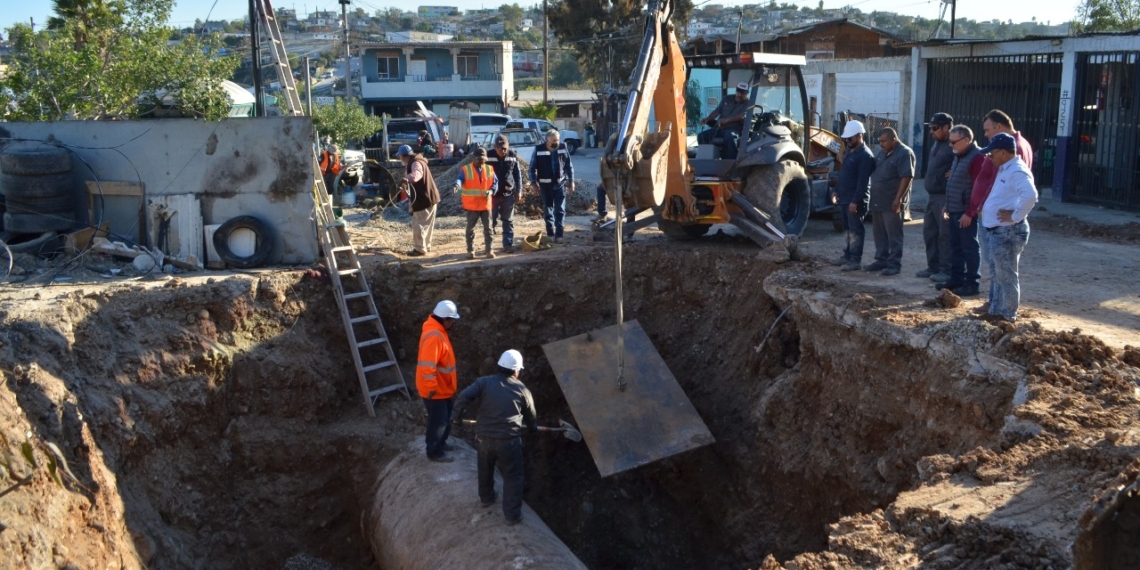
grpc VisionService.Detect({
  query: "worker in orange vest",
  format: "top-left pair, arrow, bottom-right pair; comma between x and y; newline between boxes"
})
454,147 -> 499,260
417,300 -> 461,462
319,143 -> 341,192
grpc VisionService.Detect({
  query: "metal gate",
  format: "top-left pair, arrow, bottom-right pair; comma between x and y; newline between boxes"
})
1069,52 -> 1140,210
925,54 -> 1062,187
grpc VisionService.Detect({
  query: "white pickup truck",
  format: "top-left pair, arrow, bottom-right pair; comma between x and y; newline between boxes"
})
504,119 -> 582,154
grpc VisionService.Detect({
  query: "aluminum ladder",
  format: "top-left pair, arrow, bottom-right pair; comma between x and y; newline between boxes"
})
258,0 -> 411,415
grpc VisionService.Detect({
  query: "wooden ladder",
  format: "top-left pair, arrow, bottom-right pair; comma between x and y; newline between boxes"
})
260,0 -> 411,415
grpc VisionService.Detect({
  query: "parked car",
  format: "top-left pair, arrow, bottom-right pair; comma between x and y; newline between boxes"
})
381,115 -> 445,158
478,128 -> 543,150
505,119 -> 582,154
469,112 -> 512,139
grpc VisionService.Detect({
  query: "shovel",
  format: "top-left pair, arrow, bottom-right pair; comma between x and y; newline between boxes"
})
461,419 -> 583,442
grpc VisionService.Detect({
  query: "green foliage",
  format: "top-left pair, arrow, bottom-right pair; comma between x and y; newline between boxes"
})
550,51 -> 585,88
499,3 -> 525,29
1073,0 -> 1140,33
684,79 -> 702,129
520,101 -> 557,120
0,0 -> 240,121
311,98 -> 385,146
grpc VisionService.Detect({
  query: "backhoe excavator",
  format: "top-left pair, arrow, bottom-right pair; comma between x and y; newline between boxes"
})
599,0 -> 814,252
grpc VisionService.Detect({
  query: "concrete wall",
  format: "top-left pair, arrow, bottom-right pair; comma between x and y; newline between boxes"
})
0,117 -> 319,264
803,56 -> 912,144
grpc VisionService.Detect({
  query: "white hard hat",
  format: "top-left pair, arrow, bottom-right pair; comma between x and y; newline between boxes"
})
497,349 -> 524,371
432,300 -> 460,319
840,120 -> 866,139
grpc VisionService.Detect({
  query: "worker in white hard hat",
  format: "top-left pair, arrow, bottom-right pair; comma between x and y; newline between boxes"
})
417,300 -> 461,462
452,349 -> 536,526
830,120 -> 875,272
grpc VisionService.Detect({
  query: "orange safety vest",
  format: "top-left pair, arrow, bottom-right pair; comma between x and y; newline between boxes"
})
319,151 -> 341,176
459,163 -> 495,212
415,316 -> 457,399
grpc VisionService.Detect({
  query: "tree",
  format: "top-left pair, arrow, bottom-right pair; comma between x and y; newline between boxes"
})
47,0 -> 116,48
499,3 -> 525,29
550,50 -> 584,87
0,0 -> 240,121
547,0 -> 694,89
684,79 -> 702,129
415,20 -> 434,32
311,99 -> 385,145
1073,0 -> 1140,32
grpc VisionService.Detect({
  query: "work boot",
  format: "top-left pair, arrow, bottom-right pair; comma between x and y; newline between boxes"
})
554,236 -> 563,244
840,262 -> 862,272
486,249 -> 496,259
829,256 -> 849,266
505,517 -> 522,526
915,268 -> 934,278
934,281 -> 962,290
930,272 -> 951,283
880,267 -> 900,276
502,245 -> 516,254
427,454 -> 454,463
863,261 -> 887,272
951,284 -> 980,297
480,493 -> 498,507
406,249 -> 425,257
973,301 -> 991,314
466,252 -> 476,260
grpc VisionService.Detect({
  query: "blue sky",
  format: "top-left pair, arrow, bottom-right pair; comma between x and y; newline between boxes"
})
2,0 -> 1079,35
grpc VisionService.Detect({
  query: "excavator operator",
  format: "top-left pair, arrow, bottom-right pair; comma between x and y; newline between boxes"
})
697,81 -> 751,159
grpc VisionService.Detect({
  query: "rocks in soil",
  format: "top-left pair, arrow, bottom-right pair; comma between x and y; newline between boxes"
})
935,288 -> 962,309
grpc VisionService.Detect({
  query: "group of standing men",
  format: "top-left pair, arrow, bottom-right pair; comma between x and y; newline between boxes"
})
832,109 -> 1038,322
396,130 -> 576,258
414,300 -> 539,527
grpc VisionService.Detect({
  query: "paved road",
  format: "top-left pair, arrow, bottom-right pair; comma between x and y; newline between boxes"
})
570,146 -> 602,186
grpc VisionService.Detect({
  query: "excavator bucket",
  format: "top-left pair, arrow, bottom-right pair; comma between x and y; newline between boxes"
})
600,131 -> 671,210
542,320 -> 715,477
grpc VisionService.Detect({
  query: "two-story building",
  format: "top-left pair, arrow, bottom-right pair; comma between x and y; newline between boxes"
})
358,41 -> 514,117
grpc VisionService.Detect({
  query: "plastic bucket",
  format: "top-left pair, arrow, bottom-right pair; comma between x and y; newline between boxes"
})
440,143 -> 454,159
340,190 -> 356,207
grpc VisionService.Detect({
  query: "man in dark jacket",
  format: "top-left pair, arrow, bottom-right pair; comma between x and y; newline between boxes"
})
920,112 -> 956,282
938,125 -> 985,296
452,349 -> 537,526
832,120 -> 875,272
486,134 -> 524,253
528,131 -> 575,242
398,144 -> 441,257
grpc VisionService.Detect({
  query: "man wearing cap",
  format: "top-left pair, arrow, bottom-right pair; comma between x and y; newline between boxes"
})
452,349 -> 537,526
486,134 -> 523,253
832,120 -> 875,271
454,148 -> 500,259
417,300 -> 462,462
528,130 -> 575,242
920,113 -> 956,283
398,144 -> 441,257
865,127 -> 915,276
319,143 -> 341,193
977,133 -> 1037,322
698,82 -> 751,159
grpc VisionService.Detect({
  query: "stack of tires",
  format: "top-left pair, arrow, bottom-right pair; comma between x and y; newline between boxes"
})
0,145 -> 76,255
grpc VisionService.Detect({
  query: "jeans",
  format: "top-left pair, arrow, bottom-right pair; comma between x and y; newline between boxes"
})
923,194 -> 951,274
697,127 -> 740,159
843,205 -> 866,262
477,436 -> 525,522
423,398 -> 453,458
492,193 -> 516,248
465,210 -> 492,253
946,211 -> 980,288
596,186 -> 607,217
985,219 -> 1030,320
540,184 -> 567,238
871,209 -> 905,270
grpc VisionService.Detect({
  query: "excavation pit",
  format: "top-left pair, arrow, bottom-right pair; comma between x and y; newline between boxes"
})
1,240 -> 1136,569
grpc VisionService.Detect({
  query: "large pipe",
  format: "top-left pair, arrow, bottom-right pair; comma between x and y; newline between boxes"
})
369,440 -> 588,570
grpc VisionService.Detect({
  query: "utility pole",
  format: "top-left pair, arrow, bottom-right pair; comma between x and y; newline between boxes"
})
340,0 -> 352,101
303,55 -> 313,116
735,8 -> 743,54
249,0 -> 264,116
542,0 -> 549,105
950,0 -> 957,38
29,18 -> 34,32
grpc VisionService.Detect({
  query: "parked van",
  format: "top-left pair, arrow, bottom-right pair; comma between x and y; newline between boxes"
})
505,119 -> 582,154
468,112 -> 511,138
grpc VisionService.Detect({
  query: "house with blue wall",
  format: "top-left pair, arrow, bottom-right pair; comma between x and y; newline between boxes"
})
358,40 -> 514,118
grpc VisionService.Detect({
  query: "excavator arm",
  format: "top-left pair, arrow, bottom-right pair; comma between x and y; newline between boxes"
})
600,0 -> 690,210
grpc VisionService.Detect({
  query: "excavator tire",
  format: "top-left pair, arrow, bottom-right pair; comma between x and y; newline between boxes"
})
656,218 -> 710,240
740,160 -> 811,237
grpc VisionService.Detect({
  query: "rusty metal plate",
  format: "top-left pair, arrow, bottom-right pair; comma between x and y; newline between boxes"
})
542,320 -> 715,477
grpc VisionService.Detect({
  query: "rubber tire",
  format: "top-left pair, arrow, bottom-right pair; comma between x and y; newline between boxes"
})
6,193 -> 76,214
3,212 -> 75,233
0,172 -> 73,199
0,146 -> 72,176
740,160 -> 811,237
0,231 -> 60,255
212,215 -> 275,269
566,140 -> 579,155
657,218 -> 711,240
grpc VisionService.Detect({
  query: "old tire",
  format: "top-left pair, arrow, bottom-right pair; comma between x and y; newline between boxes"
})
656,217 -> 711,240
0,145 -> 72,176
213,215 -> 274,269
3,211 -> 75,233
740,160 -> 811,237
566,139 -> 579,155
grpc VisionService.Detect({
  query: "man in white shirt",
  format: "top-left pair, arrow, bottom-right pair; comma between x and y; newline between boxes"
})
977,133 -> 1037,322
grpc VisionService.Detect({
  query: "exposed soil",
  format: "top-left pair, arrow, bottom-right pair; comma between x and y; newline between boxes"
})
1029,212 -> 1140,244
0,212 -> 1138,570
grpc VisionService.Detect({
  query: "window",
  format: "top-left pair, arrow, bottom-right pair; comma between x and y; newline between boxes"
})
470,115 -> 508,128
376,55 -> 399,79
457,54 -> 479,78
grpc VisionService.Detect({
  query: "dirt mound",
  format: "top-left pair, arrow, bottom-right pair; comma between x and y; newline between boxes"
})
1029,213 -> 1140,244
